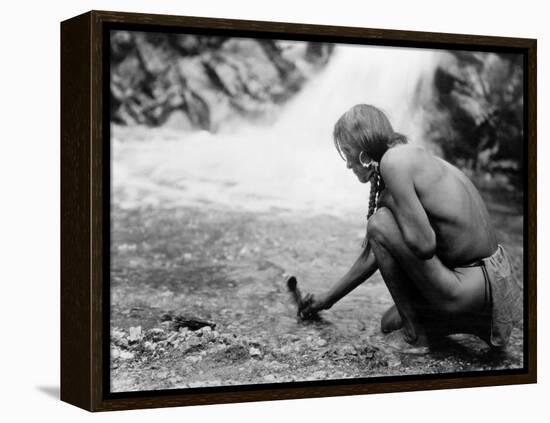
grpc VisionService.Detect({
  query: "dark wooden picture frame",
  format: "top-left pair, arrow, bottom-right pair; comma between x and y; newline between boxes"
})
61,10 -> 537,412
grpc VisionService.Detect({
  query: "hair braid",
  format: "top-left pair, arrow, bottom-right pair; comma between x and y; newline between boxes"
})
362,170 -> 381,248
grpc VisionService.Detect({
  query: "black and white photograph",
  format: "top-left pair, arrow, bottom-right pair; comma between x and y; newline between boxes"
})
108,29 -> 526,393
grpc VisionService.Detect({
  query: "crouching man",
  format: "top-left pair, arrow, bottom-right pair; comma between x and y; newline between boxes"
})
299,104 -> 522,350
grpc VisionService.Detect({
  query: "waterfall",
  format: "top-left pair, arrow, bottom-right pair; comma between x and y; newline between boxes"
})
112,43 -> 441,217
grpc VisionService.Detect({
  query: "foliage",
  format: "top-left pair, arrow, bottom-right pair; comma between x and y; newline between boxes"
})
426,52 -> 524,186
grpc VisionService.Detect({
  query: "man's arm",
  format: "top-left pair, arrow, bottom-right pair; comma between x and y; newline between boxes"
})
300,243 -> 378,315
380,148 -> 436,259
323,243 -> 378,308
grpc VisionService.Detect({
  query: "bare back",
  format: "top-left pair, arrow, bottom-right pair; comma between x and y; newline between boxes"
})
378,145 -> 497,267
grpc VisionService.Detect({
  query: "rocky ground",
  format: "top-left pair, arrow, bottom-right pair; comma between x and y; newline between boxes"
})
110,190 -> 524,393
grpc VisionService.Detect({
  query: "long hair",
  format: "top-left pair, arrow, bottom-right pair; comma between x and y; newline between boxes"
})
361,170 -> 382,248
333,104 -> 406,248
333,104 -> 407,162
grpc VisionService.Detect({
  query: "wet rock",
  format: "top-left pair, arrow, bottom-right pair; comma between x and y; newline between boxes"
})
199,326 -> 216,342
200,326 -> 212,334
187,355 -> 202,364
128,326 -> 142,342
166,331 -> 180,344
111,328 -> 128,347
316,339 -> 328,347
110,31 -> 135,63
171,315 -> 216,332
311,370 -> 327,379
170,34 -> 203,55
186,335 -> 202,348
178,327 -> 190,337
214,344 -> 249,363
263,374 -> 277,382
146,328 -> 166,342
188,381 -> 204,388
144,341 -> 156,351
110,32 -> 333,128
249,347 -> 262,358
119,350 -> 135,360
388,358 -> 402,368
338,345 -> 357,356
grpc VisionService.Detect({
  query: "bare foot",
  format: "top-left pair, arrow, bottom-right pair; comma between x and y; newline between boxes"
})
381,304 -> 403,334
383,329 -> 431,355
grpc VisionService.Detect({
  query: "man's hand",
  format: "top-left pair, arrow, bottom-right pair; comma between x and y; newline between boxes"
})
298,293 -> 329,319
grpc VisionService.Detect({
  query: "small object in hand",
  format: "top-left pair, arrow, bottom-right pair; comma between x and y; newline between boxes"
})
286,276 -> 318,320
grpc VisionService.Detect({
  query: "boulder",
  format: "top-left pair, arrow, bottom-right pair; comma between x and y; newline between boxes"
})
110,32 -> 334,129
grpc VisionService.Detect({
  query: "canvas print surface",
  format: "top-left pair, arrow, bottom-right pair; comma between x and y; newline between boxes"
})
108,30 -> 525,392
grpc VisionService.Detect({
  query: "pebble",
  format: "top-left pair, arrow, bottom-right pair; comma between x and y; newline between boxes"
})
279,345 -> 294,355
311,370 -> 327,379
119,350 -> 135,360
167,332 -> 179,344
128,326 -> 142,342
187,337 -> 202,347
178,327 -> 190,338
188,381 -> 203,388
388,358 -> 401,367
148,328 -> 166,342
249,347 -> 262,357
111,328 -> 126,340
263,374 -> 277,382
339,345 -> 357,356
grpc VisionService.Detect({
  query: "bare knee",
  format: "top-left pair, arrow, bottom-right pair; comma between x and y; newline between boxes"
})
367,207 -> 396,244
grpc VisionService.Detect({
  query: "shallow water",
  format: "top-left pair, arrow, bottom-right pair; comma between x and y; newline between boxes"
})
110,204 -> 524,391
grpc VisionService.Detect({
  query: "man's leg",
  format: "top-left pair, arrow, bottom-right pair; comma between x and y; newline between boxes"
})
380,304 -> 402,334
370,238 -> 432,344
367,207 -> 486,341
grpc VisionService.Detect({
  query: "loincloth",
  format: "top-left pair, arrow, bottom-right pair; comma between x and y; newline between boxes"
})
459,244 -> 523,348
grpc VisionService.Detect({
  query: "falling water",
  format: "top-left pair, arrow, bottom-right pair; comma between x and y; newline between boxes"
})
112,43 -> 441,217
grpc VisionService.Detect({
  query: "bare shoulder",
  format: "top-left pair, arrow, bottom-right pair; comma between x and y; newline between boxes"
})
380,145 -> 446,190
380,145 -> 427,175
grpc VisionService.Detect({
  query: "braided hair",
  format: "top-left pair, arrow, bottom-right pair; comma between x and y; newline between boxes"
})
332,104 -> 406,249
362,169 -> 381,248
